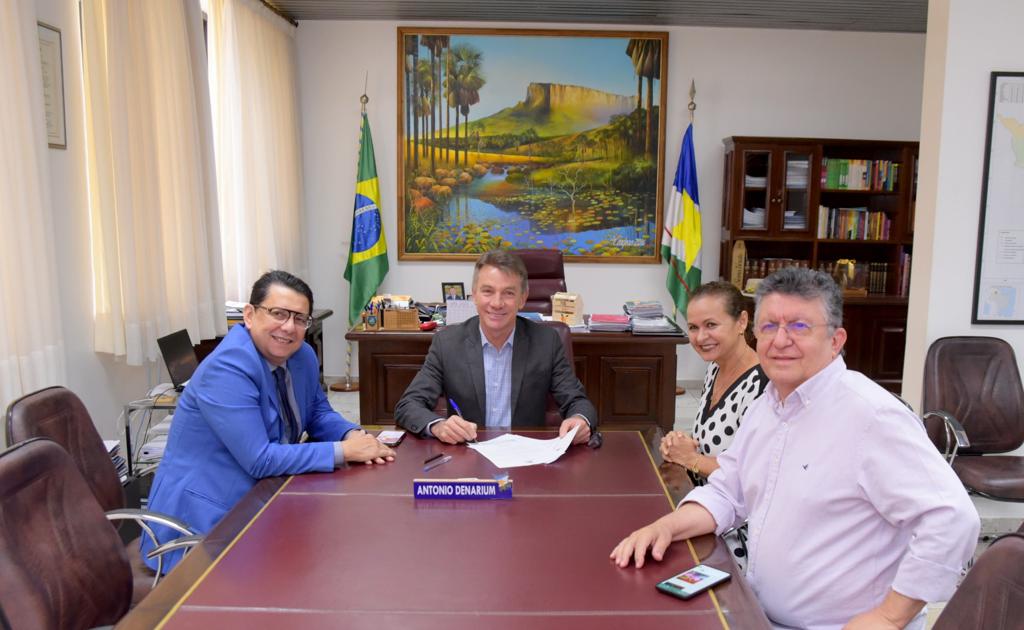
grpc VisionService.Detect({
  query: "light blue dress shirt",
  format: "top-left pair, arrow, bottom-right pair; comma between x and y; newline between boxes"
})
481,325 -> 515,428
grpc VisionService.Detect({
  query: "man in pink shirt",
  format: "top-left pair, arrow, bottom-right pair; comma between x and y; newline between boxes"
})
611,267 -> 979,630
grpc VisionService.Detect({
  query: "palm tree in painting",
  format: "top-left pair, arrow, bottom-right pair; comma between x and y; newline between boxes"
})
448,42 -> 484,167
415,58 -> 434,170
404,34 -> 418,169
626,38 -> 661,158
420,35 -> 449,172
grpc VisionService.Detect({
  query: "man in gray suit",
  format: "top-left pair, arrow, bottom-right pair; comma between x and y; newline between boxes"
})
395,250 -> 596,444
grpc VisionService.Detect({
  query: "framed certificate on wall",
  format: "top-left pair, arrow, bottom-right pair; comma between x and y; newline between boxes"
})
37,22 -> 66,150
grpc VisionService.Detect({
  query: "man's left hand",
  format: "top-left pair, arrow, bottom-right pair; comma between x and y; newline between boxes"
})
559,416 -> 591,445
842,610 -> 903,630
842,591 -> 924,630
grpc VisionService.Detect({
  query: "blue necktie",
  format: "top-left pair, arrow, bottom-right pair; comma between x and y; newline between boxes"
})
273,367 -> 299,443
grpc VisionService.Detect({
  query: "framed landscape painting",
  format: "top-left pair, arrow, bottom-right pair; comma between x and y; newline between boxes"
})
397,28 -> 668,263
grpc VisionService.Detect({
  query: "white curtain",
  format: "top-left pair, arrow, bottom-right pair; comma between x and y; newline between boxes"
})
0,0 -> 67,415
207,0 -> 307,301
81,0 -> 227,365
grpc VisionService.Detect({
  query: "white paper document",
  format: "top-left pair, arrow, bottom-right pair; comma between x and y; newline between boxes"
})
467,426 -> 579,468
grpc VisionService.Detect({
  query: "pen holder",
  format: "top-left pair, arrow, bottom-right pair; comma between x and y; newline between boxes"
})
361,311 -> 381,331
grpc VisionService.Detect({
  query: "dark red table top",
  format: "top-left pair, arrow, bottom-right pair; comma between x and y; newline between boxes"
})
119,430 -> 769,630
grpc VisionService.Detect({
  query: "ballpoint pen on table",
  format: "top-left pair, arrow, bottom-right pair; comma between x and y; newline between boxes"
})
423,452 -> 452,472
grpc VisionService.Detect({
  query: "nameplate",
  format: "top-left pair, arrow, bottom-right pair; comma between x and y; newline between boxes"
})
413,478 -> 513,500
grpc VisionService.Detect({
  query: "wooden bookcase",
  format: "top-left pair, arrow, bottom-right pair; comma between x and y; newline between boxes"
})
719,136 -> 918,391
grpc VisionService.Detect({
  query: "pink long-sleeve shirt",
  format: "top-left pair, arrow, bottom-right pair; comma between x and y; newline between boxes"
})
685,356 -> 979,630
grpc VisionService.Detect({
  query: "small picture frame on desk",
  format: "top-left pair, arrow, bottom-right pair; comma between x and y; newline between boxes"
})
361,311 -> 380,331
442,282 -> 465,302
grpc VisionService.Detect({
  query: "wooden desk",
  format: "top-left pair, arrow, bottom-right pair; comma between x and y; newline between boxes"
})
118,429 -> 770,629
346,327 -> 688,431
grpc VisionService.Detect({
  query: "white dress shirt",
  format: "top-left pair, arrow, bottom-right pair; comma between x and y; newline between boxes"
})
685,356 -> 979,630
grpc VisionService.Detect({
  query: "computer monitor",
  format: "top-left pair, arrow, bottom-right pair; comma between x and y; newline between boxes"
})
157,329 -> 199,391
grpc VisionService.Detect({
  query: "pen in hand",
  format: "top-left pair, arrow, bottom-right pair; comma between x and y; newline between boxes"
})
447,398 -> 476,443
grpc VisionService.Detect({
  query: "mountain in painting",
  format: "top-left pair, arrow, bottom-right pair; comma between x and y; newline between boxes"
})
468,82 -> 634,137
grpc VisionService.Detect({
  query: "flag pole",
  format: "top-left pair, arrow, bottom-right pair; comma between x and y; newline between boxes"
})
331,87 -> 372,395
675,80 -> 698,398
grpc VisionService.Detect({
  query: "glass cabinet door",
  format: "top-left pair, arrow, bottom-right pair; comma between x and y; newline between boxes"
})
741,150 -> 770,231
781,151 -> 810,232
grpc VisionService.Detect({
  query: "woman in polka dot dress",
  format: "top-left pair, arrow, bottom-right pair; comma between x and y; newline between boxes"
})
660,281 -> 767,569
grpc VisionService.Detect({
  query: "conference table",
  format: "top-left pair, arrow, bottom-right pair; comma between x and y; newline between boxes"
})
118,429 -> 770,629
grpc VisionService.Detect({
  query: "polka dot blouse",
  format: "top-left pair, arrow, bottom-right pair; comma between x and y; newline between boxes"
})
692,362 -> 768,485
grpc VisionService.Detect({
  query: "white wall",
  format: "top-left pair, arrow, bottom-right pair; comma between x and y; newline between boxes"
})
904,0 -> 1024,413
296,21 -> 926,382
35,0 -> 153,438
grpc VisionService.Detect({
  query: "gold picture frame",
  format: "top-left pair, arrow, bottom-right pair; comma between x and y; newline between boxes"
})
397,27 -> 668,263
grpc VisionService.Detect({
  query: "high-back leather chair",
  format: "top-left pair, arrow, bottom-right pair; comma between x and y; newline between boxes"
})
6,385 -> 124,512
6,386 -> 197,598
922,336 -> 1024,501
539,320 -> 575,426
0,438 -> 133,629
511,249 -> 566,315
932,531 -> 1024,629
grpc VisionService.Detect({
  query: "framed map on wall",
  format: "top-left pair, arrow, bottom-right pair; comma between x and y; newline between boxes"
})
972,71 -> 1024,323
396,28 -> 668,263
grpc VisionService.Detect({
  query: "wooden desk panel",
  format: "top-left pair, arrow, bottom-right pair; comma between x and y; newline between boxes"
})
118,431 -> 770,630
346,328 -> 688,431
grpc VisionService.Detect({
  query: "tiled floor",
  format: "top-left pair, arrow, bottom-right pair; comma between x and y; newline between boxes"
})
329,381 -> 1021,628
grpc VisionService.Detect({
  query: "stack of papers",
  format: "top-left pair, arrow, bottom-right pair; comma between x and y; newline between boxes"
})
742,207 -> 766,228
783,209 -> 807,229
467,426 -> 578,468
623,300 -> 664,319
631,316 -> 684,335
104,439 -> 129,484
588,314 -> 630,332
786,159 -> 809,188
744,175 -> 767,187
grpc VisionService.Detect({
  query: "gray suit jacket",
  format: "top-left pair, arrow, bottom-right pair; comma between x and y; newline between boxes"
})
394,316 -> 597,435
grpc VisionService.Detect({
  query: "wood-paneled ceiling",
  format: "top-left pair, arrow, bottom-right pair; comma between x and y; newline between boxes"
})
265,0 -> 928,33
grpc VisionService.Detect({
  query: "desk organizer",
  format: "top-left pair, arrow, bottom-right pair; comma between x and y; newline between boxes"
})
382,308 -> 420,330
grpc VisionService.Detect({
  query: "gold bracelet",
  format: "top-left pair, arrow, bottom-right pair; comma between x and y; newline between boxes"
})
690,457 -> 700,475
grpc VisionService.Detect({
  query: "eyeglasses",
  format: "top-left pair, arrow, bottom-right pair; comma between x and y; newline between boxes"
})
755,320 -> 822,339
252,304 -> 312,328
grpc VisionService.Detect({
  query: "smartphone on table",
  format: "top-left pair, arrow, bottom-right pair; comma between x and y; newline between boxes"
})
376,430 -> 406,447
655,564 -> 731,600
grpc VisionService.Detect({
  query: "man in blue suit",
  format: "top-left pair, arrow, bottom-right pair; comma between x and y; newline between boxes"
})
142,270 -> 394,572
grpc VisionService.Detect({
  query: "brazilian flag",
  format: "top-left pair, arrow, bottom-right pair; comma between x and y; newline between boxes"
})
344,113 -> 389,325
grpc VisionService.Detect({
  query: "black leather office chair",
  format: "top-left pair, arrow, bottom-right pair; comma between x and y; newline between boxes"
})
0,438 -> 133,629
922,336 -> 1024,501
5,386 -> 199,600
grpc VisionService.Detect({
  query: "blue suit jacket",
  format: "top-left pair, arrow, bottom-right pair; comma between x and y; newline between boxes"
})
141,324 -> 358,572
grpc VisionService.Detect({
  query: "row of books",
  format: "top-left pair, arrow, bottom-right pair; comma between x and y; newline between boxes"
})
820,158 -> 900,191
817,260 -> 890,294
742,257 -> 811,287
816,205 -> 892,240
